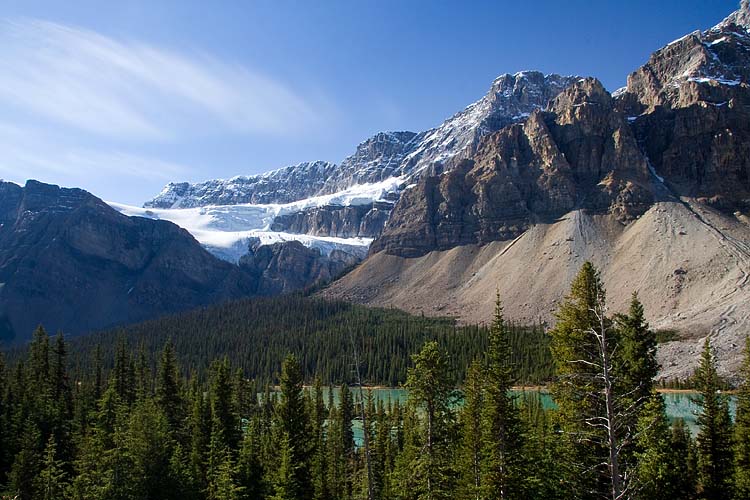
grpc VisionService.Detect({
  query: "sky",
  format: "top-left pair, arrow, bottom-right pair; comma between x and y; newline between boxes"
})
0,0 -> 741,205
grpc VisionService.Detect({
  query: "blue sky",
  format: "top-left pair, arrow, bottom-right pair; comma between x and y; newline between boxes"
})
0,0 -> 741,205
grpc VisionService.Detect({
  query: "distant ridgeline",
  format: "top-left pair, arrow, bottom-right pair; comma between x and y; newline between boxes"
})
4,295 -> 552,386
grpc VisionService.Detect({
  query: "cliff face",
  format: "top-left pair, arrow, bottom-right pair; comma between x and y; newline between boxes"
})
371,79 -> 655,257
0,181 -> 256,344
239,240 -> 357,295
620,2 -> 750,211
143,72 -> 579,243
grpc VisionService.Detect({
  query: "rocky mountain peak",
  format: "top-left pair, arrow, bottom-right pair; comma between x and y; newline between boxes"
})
550,77 -> 612,111
624,2 -> 750,111
718,0 -> 750,31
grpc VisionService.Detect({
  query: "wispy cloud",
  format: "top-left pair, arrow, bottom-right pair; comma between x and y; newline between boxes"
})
0,19 -> 323,140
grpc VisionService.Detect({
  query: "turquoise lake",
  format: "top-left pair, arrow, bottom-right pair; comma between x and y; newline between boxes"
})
307,388 -> 737,443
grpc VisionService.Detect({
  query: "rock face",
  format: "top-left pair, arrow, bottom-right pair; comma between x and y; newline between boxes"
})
142,72 -> 579,242
371,78 -> 655,257
0,180 -> 256,344
319,132 -> 418,193
270,202 -> 392,238
239,240 -> 357,295
619,1 -> 750,212
399,71 -> 581,179
325,3 -> 750,379
145,160 -> 339,208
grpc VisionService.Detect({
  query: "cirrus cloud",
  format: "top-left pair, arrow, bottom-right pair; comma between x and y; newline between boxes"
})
0,18 -> 325,140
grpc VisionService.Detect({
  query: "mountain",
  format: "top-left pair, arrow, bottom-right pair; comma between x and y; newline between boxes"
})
144,160 -> 339,208
324,2 -> 750,380
139,71 -> 580,268
0,180 -> 257,344
369,78 -> 656,257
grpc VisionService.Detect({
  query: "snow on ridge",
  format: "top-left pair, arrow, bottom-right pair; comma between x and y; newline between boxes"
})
110,179 -> 399,262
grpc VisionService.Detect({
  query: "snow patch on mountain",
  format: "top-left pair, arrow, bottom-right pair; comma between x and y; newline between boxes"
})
111,178 -> 400,262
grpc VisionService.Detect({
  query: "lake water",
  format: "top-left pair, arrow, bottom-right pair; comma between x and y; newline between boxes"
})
312,387 -> 737,442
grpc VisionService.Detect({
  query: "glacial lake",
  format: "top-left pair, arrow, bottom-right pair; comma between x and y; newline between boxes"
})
306,388 -> 737,442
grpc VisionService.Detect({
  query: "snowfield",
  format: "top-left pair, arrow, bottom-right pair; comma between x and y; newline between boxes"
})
107,178 -> 399,263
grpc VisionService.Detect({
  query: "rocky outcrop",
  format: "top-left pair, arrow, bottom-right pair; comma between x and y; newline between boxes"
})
270,201 -> 393,238
0,180 -> 256,344
617,1 -> 750,212
144,160 -> 339,208
319,132 -> 418,193
239,240 -> 358,295
371,79 -> 655,257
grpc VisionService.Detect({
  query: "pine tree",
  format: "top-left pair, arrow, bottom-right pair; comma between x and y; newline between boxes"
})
733,335 -> 750,499
404,341 -> 456,500
237,418 -> 267,499
481,296 -> 524,499
671,419 -> 698,499
310,378 -> 328,500
125,399 -> 174,499
169,443 -> 200,500
210,358 -> 240,451
695,337 -> 734,500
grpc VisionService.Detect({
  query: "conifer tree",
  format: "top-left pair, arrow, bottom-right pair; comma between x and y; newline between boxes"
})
671,419 -> 698,499
210,358 -> 240,451
695,337 -> 734,500
549,262 -> 625,499
633,393 -> 686,499
237,418 -> 266,499
404,341 -> 456,500
8,419 -> 42,500
157,340 -> 184,435
36,435 -> 68,500
733,335 -> 750,499
481,296 -> 524,499
458,360 -> 483,500
274,354 -> 313,500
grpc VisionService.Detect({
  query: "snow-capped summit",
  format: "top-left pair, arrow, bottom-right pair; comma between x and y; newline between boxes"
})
144,71 -> 579,211
145,160 -> 338,209
624,1 -> 750,109
398,71 -> 580,178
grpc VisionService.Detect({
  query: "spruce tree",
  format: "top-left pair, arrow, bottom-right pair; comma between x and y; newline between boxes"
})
733,335 -> 750,499
549,262 -> 624,499
481,296 -> 524,499
8,419 -> 42,500
274,354 -> 313,500
695,337 -> 734,500
633,392 -> 686,499
156,340 -> 184,435
404,341 -> 456,500
36,435 -> 68,500
458,360 -> 483,500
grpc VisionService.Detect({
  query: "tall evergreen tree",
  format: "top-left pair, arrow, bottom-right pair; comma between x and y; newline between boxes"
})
695,337 -> 734,500
481,296 -> 524,499
733,335 -> 750,499
549,262 -> 625,499
404,341 -> 456,500
36,435 -> 68,500
210,358 -> 240,451
156,340 -> 184,435
274,354 -> 313,500
633,393 -> 688,499
457,360 -> 483,500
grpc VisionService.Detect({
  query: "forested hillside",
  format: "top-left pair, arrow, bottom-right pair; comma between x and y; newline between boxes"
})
42,295 -> 552,386
1,263 -> 749,499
